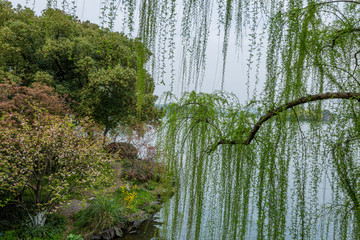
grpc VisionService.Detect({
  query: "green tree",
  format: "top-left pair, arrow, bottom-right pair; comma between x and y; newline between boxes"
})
0,2 -> 159,135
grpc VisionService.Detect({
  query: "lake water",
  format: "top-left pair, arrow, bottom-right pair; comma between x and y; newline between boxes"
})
120,214 -> 162,239
120,123 -> 355,239
121,179 -> 334,239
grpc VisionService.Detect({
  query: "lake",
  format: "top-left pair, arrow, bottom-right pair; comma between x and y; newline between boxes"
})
120,123 -> 356,239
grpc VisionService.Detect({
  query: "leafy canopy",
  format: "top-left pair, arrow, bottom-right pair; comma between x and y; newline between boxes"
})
0,2 -> 159,134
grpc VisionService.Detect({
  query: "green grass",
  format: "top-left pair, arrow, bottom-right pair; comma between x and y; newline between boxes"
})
73,197 -> 126,234
0,178 -> 168,238
0,211 -> 67,240
111,183 -> 164,217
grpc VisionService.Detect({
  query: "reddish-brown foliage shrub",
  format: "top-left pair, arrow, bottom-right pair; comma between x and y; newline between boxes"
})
106,142 -> 139,160
108,125 -> 165,183
0,81 -> 69,120
121,158 -> 165,183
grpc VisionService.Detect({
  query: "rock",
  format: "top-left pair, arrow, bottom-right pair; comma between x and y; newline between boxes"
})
129,230 -> 138,234
100,228 -> 115,240
128,218 -> 146,233
132,218 -> 146,230
114,226 -> 123,238
149,201 -> 160,205
90,235 -> 102,240
58,199 -> 90,217
127,210 -> 146,222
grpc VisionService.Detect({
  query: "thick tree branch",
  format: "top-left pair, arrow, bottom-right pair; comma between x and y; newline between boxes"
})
354,49 -> 360,69
315,0 -> 360,5
331,28 -> 360,48
300,1 -> 360,13
218,92 -> 360,146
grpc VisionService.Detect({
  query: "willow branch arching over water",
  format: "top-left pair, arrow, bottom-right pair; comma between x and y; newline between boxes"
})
160,90 -> 360,239
216,92 -> 360,146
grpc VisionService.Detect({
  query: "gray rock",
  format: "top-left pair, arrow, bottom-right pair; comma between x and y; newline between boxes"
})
100,228 -> 115,240
114,226 -> 123,238
58,199 -> 90,217
129,230 -> 138,234
90,235 -> 102,240
132,218 -> 146,229
149,201 -> 160,205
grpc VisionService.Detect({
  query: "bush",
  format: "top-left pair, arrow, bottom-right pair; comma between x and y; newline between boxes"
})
2,231 -> 17,240
20,214 -> 66,239
121,158 -> 165,183
74,197 -> 126,234
0,81 -> 69,122
106,142 -> 138,160
0,213 -> 66,240
0,109 -> 112,223
0,203 -> 28,231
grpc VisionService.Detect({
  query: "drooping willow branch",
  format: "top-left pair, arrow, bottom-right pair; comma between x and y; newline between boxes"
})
331,136 -> 360,210
218,92 -> 360,146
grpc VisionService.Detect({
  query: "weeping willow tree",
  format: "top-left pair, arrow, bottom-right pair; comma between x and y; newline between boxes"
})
28,0 -> 360,238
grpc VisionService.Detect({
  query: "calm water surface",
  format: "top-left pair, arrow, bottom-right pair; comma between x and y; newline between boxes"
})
119,124 -> 339,239
117,213 -> 162,240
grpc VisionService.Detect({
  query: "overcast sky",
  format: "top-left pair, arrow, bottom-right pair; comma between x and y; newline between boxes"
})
9,0 -> 266,103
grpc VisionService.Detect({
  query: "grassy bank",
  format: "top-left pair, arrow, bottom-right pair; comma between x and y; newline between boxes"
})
0,150 -> 170,240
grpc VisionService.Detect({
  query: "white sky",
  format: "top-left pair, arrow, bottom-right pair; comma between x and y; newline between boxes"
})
9,0 -> 267,103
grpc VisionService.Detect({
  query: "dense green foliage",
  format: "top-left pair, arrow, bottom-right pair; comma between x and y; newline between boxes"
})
0,1 -> 159,135
0,207 -> 67,239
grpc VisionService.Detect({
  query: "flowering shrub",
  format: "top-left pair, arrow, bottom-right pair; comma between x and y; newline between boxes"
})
119,184 -> 137,207
0,109 -> 112,220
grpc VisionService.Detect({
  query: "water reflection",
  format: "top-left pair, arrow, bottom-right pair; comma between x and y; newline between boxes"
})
119,124 -> 345,239
117,213 -> 162,240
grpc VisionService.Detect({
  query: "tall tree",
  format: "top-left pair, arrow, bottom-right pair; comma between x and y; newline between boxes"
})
0,2 -> 159,135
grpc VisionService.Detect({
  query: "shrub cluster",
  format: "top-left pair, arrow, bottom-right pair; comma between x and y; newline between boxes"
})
121,158 -> 165,183
73,197 -> 126,234
0,109 -> 112,220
